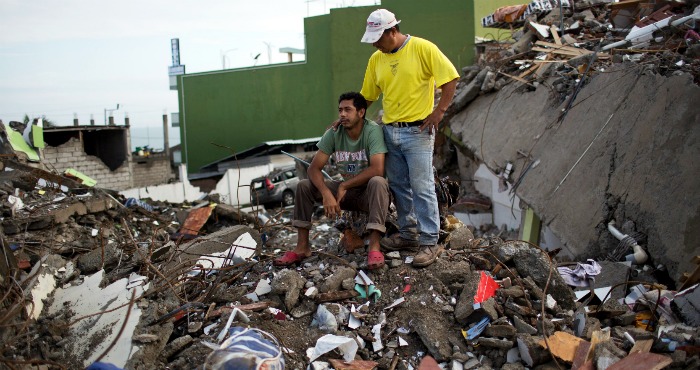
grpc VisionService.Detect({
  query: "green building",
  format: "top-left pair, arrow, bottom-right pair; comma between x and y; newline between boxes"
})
176,0 -> 474,174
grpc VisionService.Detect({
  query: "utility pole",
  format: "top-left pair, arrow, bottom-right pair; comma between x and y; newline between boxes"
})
263,42 -> 273,64
104,104 -> 120,125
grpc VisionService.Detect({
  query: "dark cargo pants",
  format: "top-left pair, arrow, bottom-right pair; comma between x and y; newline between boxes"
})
292,176 -> 390,234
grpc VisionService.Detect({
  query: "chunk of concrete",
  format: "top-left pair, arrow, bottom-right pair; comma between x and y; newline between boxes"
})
517,334 -> 551,367
271,269 -> 306,310
454,271 -> 480,324
594,340 -> 626,369
522,276 -> 545,301
481,297 -> 499,321
412,309 -> 458,362
511,29 -> 537,54
167,225 -> 262,272
480,71 -> 496,92
510,242 -> 576,310
320,267 -> 356,293
450,80 -> 481,114
672,284 -> 700,326
162,335 -> 193,359
484,324 -> 517,339
77,242 -> 121,274
514,316 -> 538,335
499,286 -> 526,299
462,65 -> 481,83
478,337 -> 514,349
432,259 -> 471,286
448,227 -> 475,250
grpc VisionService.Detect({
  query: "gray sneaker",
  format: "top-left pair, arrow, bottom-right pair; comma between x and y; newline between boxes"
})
412,245 -> 444,267
380,233 -> 420,251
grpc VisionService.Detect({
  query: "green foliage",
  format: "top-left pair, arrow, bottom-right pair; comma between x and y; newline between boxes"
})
22,114 -> 56,127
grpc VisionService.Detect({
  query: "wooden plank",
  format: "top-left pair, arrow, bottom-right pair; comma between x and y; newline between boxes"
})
606,352 -> 672,370
531,46 -> 586,57
629,338 -> 654,354
551,25 -> 562,45
572,340 -> 592,370
539,331 -> 585,363
518,64 -> 539,79
210,302 -> 273,317
536,41 -> 590,54
515,60 -> 567,64
497,71 -> 535,86
679,264 -> 700,290
535,54 -> 551,78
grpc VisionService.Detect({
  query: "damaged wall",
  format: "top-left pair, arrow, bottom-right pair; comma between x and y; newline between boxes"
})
120,164 -> 205,204
43,137 -> 132,190
449,65 -> 700,281
131,153 -> 175,188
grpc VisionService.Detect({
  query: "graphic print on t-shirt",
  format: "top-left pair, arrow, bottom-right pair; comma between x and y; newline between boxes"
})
334,150 -> 368,179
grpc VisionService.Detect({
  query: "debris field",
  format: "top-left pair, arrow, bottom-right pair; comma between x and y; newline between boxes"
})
1,0 -> 700,369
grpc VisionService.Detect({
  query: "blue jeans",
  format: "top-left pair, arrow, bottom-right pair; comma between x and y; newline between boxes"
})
383,125 -> 439,245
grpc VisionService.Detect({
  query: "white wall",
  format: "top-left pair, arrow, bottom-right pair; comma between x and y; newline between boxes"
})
120,164 -> 205,203
473,163 -> 522,230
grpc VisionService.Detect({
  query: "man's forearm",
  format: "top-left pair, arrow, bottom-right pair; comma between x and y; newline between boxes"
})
308,167 -> 332,197
436,78 -> 458,114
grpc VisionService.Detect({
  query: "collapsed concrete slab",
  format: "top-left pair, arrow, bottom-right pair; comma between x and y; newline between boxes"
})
449,65 -> 700,282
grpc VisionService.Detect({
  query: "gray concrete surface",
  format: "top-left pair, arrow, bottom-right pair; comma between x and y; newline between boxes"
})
448,64 -> 700,282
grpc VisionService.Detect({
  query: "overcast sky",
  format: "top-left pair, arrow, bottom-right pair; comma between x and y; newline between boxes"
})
0,0 -> 379,146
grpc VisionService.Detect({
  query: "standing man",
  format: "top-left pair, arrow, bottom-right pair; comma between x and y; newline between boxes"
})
274,92 -> 390,270
359,9 -> 459,267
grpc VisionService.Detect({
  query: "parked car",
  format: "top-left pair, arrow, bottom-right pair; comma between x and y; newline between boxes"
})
250,166 -> 300,208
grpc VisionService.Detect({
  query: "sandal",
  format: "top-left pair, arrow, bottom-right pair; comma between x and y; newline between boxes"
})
367,250 -> 385,270
273,251 -> 308,266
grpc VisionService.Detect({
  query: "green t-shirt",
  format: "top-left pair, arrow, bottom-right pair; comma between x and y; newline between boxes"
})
317,119 -> 387,181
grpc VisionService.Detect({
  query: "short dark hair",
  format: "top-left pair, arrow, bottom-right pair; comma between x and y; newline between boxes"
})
338,92 -> 367,112
383,25 -> 400,33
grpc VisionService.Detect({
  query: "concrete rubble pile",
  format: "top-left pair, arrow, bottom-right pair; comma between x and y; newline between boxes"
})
447,0 -> 700,119
0,151 -> 698,369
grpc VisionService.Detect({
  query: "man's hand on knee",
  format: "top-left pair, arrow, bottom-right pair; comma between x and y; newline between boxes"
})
322,194 -> 341,219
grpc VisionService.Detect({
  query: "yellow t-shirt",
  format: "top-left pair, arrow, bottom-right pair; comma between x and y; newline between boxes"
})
360,36 -> 459,123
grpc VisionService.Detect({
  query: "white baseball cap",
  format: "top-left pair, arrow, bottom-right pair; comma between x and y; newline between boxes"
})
361,9 -> 401,43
